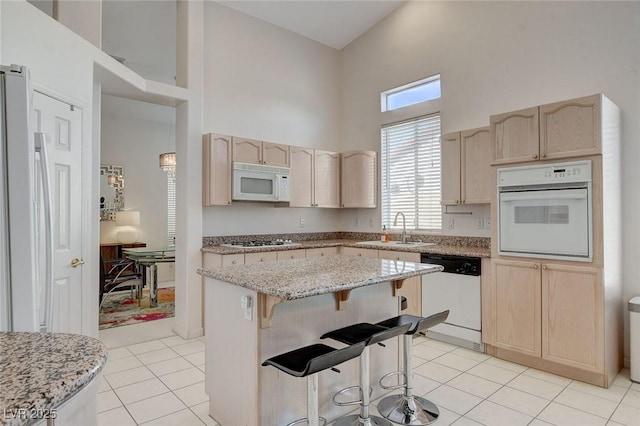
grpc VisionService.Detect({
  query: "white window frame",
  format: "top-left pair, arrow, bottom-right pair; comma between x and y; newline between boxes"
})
380,74 -> 441,112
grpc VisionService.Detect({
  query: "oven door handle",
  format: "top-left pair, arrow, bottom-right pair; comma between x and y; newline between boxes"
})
500,191 -> 587,202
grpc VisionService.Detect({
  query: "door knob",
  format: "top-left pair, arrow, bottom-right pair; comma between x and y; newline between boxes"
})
70,258 -> 85,268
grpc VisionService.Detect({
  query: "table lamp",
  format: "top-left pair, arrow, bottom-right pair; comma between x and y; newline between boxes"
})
115,210 -> 140,244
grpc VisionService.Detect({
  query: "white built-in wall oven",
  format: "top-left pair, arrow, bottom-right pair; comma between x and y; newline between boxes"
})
497,160 -> 592,261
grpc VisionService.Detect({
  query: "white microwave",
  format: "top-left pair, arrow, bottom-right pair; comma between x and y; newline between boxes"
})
232,162 -> 290,202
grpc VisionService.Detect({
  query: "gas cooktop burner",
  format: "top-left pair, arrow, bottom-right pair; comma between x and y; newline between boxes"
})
221,240 -> 301,248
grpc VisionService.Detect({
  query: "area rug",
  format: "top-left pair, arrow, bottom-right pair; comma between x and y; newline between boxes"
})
99,287 -> 175,330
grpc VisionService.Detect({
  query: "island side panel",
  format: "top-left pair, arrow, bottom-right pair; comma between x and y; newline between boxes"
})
205,278 -> 259,426
258,283 -> 399,425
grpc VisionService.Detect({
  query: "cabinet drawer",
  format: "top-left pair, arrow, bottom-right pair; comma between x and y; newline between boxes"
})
276,249 -> 306,261
221,254 -> 245,267
245,251 -> 278,264
306,247 -> 339,258
378,250 -> 420,262
342,247 -> 378,258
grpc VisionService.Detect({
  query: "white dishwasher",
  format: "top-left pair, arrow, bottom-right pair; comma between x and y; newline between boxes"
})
421,253 -> 483,352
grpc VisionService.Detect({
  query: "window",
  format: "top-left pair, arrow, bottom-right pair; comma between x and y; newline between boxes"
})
381,75 -> 441,112
167,176 -> 176,246
381,114 -> 441,231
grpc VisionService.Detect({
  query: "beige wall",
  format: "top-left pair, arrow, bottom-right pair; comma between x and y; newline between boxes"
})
339,0 -> 640,364
201,1 -> 343,236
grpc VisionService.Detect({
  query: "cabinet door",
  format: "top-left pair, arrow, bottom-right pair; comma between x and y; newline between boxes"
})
542,263 -> 603,372
341,247 -> 378,258
540,94 -> 601,160
441,132 -> 461,205
289,146 -> 314,207
461,127 -> 492,204
245,251 -> 278,264
491,106 -> 539,165
306,247 -> 338,258
492,259 -> 541,357
276,249 -> 306,261
203,134 -> 232,206
233,137 -> 262,164
202,253 -> 222,269
263,142 -> 290,167
314,150 -> 340,208
341,151 -> 377,208
378,250 -> 421,316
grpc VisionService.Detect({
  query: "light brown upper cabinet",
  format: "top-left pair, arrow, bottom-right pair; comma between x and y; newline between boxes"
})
341,151 -> 377,208
441,127 -> 492,205
540,95 -> 601,160
492,94 -> 603,165
233,137 -> 290,167
289,147 -> 340,208
203,133 -> 232,206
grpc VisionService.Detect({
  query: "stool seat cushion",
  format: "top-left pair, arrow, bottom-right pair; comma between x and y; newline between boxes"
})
321,322 -> 412,346
377,311 -> 449,335
262,342 -> 365,378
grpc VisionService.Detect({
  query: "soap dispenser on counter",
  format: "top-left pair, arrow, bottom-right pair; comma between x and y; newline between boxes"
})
381,225 -> 390,243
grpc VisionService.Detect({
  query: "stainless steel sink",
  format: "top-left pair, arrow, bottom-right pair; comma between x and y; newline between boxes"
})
355,241 -> 436,247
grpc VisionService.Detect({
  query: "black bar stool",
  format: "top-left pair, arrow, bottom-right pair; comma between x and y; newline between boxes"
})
375,311 -> 450,425
320,321 -> 412,426
262,341 -> 366,426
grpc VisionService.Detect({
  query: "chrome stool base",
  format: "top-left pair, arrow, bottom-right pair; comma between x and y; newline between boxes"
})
377,394 -> 439,425
332,413 -> 393,426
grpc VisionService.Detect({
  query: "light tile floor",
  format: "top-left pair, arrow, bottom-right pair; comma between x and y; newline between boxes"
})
97,331 -> 639,426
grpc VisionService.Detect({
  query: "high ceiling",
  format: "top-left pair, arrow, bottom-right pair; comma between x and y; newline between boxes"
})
218,0 -> 406,50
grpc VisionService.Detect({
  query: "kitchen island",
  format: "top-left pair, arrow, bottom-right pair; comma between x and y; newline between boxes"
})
198,255 -> 442,426
0,332 -> 107,426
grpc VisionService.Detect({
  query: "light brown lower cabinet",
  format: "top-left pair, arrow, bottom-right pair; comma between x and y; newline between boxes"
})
377,250 -> 421,317
486,258 -> 613,386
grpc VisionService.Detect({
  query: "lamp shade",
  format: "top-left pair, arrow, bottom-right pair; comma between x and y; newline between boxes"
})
115,210 -> 140,226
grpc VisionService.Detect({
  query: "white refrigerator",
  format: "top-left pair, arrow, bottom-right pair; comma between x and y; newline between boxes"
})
0,64 -> 54,332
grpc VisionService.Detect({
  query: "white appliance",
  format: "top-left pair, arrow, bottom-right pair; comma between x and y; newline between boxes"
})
421,254 -> 483,352
0,64 -> 54,332
498,160 -> 592,261
232,162 -> 290,202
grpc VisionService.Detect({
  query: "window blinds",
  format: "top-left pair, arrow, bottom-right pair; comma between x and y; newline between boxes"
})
381,114 -> 442,231
167,176 -> 176,246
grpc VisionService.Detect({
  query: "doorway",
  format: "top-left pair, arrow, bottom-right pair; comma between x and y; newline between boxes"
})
98,95 -> 176,343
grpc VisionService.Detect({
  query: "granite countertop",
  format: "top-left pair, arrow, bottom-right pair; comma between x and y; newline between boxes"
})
201,238 -> 490,258
198,255 -> 443,299
0,332 -> 108,426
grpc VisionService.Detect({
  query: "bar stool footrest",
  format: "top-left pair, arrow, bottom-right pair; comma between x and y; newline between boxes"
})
332,385 -> 372,407
286,417 -> 327,426
379,370 -> 406,390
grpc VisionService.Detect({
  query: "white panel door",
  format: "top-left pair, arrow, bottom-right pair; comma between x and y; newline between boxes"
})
32,92 -> 83,333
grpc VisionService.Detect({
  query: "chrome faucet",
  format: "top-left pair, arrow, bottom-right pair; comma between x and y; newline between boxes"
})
393,212 -> 407,244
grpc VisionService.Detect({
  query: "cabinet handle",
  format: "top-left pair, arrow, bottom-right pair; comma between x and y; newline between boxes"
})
260,258 -> 265,262
320,253 -> 325,256
541,153 -> 547,158
462,199 -> 465,204
290,255 -> 295,259
231,260 -> 237,265
542,265 -> 548,270
533,154 -> 538,159
456,200 -> 460,204
228,201 -> 231,205
358,253 -> 362,257
534,264 -> 539,269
